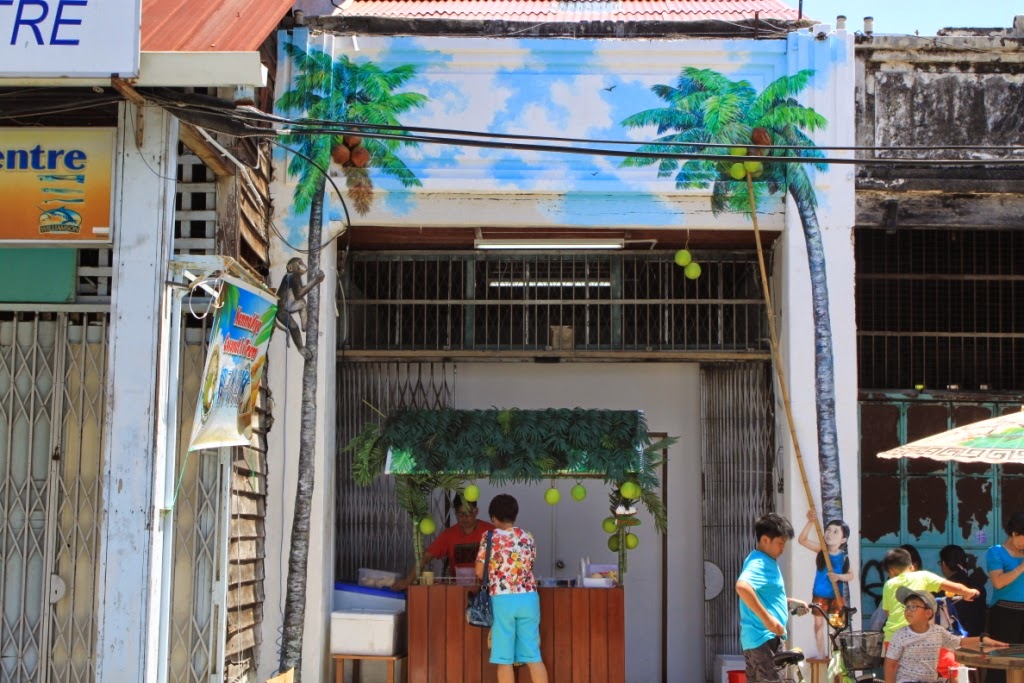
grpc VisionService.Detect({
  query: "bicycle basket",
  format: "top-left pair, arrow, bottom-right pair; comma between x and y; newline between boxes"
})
836,631 -> 885,670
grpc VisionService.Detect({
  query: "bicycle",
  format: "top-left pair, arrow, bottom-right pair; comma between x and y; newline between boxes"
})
773,604 -> 884,683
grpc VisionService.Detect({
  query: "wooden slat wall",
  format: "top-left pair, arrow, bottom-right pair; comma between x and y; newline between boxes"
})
407,585 -> 625,683
217,35 -> 275,681
225,386 -> 269,682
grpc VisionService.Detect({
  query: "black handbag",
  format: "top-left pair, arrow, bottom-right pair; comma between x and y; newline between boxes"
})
466,530 -> 494,628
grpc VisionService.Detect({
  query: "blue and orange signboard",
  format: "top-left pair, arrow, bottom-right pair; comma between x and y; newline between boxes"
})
188,276 -> 278,451
0,128 -> 115,242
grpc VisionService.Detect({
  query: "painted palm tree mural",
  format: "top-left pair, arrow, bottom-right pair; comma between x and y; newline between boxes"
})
275,43 -> 426,678
620,67 -> 843,522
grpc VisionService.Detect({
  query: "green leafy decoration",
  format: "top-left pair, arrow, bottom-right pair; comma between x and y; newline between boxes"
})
343,408 -> 676,534
344,422 -> 384,486
253,303 -> 279,347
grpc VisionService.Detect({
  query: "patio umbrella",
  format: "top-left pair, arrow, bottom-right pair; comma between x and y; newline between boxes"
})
878,409 -> 1024,464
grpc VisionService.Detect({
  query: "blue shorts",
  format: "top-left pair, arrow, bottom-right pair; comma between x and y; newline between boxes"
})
490,592 -> 542,665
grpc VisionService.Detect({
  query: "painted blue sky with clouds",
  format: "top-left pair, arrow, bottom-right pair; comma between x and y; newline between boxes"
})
277,31 -> 842,232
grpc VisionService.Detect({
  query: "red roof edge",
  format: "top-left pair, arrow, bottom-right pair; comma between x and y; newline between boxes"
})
142,0 -> 295,52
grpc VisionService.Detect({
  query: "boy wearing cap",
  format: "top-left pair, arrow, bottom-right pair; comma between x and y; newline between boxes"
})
884,586 -> 1004,683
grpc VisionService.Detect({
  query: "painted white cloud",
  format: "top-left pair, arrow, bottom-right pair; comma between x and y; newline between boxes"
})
590,40 -> 784,89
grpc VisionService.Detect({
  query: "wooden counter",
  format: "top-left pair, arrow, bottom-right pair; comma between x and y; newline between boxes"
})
407,584 -> 625,683
956,647 -> 1024,683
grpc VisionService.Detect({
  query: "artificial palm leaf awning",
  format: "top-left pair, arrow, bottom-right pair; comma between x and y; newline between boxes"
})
347,407 -> 671,487
381,408 -> 656,483
346,407 -> 675,537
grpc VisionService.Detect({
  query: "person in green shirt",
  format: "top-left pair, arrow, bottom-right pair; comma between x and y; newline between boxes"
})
880,547 -> 980,644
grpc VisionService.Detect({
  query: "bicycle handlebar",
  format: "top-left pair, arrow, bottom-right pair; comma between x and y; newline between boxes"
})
794,602 -> 859,620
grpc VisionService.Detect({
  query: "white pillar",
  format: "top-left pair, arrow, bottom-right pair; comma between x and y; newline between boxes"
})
260,239 -> 338,682
775,27 -> 860,652
94,103 -> 179,682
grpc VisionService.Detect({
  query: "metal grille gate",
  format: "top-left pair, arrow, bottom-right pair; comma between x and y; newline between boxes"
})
700,363 -> 776,682
0,311 -> 108,683
335,362 -> 454,580
168,318 -> 230,683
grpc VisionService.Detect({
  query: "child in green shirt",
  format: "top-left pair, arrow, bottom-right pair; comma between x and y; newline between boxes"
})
880,548 -> 980,644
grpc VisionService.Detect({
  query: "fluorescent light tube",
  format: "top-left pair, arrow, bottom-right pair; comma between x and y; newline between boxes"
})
488,280 -> 612,288
474,238 -> 624,250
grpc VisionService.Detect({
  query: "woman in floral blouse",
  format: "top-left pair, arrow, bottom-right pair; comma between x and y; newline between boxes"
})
475,494 -> 549,683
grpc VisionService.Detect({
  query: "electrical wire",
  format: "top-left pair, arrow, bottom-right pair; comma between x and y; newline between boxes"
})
267,138 -> 352,230
286,118 -> 1024,154
207,111 -> 1024,167
84,85 -> 1024,265
141,91 -> 1024,154
273,125 -> 1024,167
0,97 -> 122,121
267,139 -> 353,255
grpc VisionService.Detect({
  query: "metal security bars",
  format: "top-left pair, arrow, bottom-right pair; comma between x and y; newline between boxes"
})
700,363 -> 776,683
167,318 -> 230,683
335,362 -> 454,581
856,227 -> 1024,390
340,251 -> 769,360
0,311 -> 108,683
48,314 -> 108,683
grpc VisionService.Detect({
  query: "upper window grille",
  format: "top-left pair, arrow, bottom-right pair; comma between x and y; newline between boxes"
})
856,227 -> 1024,390
340,250 -> 768,358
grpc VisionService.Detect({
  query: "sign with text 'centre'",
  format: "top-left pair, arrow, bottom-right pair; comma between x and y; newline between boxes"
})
0,0 -> 140,77
0,127 -> 115,242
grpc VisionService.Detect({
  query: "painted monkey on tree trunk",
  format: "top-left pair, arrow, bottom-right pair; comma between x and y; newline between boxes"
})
276,257 -> 325,360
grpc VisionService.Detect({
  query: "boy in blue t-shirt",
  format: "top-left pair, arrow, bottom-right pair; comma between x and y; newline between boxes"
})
736,513 -> 809,683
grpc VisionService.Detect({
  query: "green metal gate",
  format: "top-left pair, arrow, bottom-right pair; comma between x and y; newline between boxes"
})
859,396 -> 1023,618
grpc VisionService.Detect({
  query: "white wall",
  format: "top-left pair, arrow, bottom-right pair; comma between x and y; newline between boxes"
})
454,363 -> 701,683
776,26 -> 860,654
260,244 -> 338,682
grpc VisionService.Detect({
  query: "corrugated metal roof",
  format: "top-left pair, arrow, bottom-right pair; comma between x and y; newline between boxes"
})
325,0 -> 801,22
142,0 -> 294,52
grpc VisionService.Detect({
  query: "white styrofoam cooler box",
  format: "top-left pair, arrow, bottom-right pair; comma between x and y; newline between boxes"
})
331,582 -> 407,656
331,609 -> 407,656
714,654 -> 745,683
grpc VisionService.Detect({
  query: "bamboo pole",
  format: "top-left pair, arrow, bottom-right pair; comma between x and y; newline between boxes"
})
745,172 -> 842,603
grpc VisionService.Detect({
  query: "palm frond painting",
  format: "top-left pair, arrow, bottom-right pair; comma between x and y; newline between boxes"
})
273,42 -> 428,680
620,67 -> 843,522
278,44 -> 428,216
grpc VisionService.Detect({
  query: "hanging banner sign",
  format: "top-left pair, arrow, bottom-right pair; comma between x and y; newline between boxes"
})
0,0 -> 141,78
188,275 -> 278,452
0,127 -> 115,243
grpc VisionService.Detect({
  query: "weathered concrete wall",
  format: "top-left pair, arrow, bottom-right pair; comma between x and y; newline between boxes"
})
852,18 -> 1024,622
856,30 -> 1024,193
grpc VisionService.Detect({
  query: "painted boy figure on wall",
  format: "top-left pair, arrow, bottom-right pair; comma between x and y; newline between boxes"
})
798,509 -> 854,659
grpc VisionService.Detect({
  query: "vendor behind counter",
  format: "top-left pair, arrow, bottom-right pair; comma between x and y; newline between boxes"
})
396,494 -> 495,588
